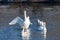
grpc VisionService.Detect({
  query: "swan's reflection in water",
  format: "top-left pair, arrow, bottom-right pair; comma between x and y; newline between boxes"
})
40,31 -> 47,40
21,28 -> 30,40
21,28 -> 47,40
44,33 -> 47,40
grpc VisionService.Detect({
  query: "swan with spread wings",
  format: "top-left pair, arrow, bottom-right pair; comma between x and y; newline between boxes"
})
9,10 -> 32,29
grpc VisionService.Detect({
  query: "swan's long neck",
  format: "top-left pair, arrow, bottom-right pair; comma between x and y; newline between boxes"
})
24,11 -> 27,20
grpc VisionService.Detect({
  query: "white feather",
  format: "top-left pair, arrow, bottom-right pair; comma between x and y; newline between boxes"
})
9,16 -> 24,26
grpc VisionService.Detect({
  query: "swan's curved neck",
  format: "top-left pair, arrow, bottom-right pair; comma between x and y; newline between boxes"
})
24,11 -> 27,20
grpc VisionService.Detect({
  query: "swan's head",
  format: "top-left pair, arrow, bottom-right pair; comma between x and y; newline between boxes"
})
38,19 -> 43,25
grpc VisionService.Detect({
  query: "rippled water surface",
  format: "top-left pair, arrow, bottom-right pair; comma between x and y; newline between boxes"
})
0,24 -> 47,40
0,5 -> 60,40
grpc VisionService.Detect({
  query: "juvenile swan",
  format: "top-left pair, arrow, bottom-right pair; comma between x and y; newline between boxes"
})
38,19 -> 47,40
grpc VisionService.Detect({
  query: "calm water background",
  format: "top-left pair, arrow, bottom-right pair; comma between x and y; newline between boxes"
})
0,4 -> 60,40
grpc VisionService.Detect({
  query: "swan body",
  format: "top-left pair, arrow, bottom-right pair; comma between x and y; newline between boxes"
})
38,19 -> 47,33
38,19 -> 47,40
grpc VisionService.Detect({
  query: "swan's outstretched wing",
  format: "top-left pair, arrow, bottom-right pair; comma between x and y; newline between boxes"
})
9,16 -> 24,26
17,17 -> 24,26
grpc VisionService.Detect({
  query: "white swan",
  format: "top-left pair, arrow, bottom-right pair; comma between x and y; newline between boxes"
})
9,10 -> 31,29
38,19 -> 47,40
9,10 -> 31,40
